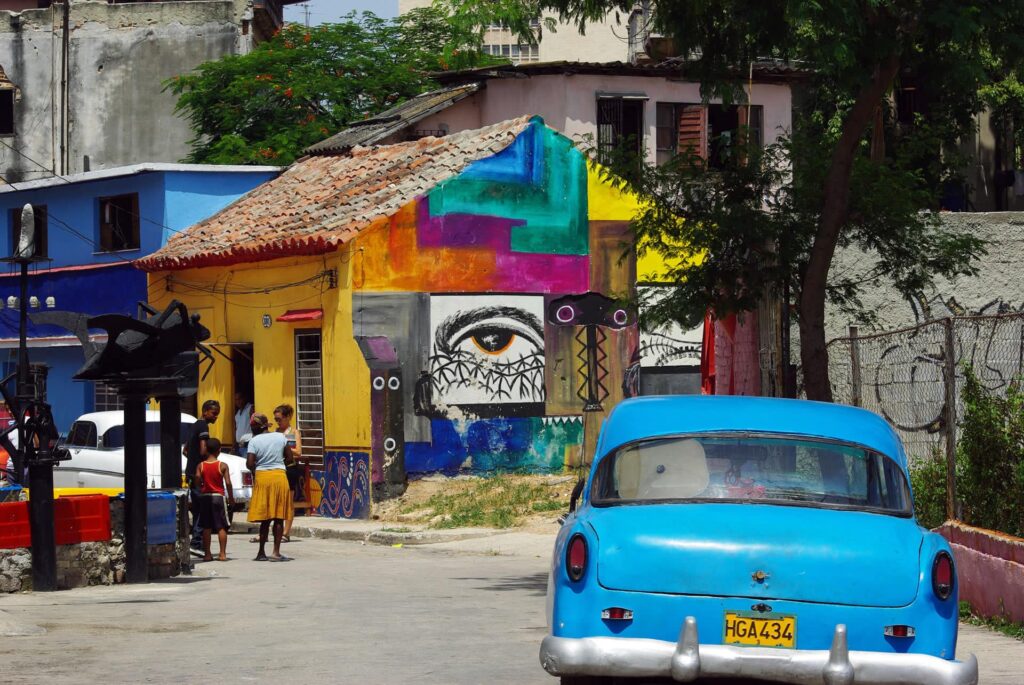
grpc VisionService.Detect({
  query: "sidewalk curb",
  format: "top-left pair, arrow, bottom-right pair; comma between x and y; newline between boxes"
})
229,520 -> 502,547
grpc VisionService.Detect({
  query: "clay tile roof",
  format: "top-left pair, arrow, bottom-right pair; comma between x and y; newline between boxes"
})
137,116 -> 535,272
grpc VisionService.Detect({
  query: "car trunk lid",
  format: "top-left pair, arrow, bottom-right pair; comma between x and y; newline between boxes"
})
592,503 -> 921,607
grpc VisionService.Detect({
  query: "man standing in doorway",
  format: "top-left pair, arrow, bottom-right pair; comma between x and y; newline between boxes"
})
234,392 -> 253,456
185,399 -> 220,551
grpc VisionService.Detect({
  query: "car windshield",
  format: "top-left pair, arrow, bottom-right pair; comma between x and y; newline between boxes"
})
101,422 -> 193,449
591,434 -> 912,515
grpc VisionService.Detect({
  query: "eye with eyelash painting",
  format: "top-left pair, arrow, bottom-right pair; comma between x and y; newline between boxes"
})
429,297 -> 546,407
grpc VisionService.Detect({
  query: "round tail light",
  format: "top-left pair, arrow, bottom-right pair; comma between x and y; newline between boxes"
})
932,551 -> 954,601
566,533 -> 587,582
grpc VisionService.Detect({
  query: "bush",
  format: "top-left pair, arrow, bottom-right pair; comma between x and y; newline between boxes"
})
956,367 -> 1024,537
910,449 -> 949,530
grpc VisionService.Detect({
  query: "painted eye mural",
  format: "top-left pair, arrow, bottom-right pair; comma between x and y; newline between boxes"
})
426,295 -> 546,417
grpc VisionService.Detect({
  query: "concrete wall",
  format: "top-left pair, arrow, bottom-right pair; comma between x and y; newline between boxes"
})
418,74 -> 793,167
938,520 -> 1024,623
0,1 -> 248,183
826,212 -> 1024,338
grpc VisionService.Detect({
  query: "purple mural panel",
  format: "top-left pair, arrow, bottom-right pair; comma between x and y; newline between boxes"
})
415,197 -> 589,293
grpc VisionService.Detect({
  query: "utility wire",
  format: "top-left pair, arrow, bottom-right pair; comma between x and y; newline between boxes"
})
0,137 -> 250,252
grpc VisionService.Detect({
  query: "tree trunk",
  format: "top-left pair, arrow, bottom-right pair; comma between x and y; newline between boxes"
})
800,55 -> 901,402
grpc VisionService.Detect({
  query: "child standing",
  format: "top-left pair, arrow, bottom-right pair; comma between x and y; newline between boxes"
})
195,438 -> 235,561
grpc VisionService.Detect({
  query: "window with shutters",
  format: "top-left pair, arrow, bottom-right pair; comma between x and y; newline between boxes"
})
656,102 -> 764,168
597,96 -> 645,164
97,193 -> 140,252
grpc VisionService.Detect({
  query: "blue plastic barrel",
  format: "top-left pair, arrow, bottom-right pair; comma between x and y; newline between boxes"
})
147,491 -> 177,545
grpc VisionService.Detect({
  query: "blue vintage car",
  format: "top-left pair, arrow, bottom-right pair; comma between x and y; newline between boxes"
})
541,396 -> 976,685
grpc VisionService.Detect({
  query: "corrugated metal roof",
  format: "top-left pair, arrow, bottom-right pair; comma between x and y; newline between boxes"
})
138,116 -> 535,273
433,59 -> 808,85
304,83 -> 482,156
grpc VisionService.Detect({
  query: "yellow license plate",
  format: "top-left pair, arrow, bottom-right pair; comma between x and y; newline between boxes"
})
723,612 -> 796,648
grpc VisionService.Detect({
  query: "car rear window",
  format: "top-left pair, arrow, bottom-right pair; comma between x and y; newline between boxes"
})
591,434 -> 912,515
67,421 -> 98,448
101,422 -> 193,449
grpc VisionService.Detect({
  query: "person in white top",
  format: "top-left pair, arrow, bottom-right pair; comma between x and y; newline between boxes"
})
245,413 -> 294,562
233,392 -> 253,456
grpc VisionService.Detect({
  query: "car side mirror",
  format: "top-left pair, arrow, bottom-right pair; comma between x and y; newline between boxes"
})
568,477 -> 585,513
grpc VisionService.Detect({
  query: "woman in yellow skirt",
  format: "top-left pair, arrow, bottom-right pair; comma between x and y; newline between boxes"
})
245,413 -> 294,562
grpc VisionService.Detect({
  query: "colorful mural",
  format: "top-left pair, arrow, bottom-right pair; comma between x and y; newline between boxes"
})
143,117 -> 646,517
311,452 -> 371,519
352,119 -> 637,482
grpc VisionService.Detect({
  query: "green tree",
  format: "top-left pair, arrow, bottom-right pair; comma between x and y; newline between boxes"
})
166,9 -> 495,166
441,0 -> 1024,400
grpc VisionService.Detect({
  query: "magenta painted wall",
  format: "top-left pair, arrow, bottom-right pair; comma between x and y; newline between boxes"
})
938,521 -> 1024,622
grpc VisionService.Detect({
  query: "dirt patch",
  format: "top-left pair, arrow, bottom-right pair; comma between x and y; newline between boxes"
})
376,474 -> 579,531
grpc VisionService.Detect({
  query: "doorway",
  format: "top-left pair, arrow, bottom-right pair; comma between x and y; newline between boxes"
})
232,344 -> 254,444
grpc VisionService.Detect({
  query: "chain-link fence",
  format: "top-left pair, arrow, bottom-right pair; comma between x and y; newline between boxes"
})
828,314 -> 1024,471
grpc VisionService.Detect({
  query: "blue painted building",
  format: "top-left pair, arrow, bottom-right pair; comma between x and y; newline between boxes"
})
0,163 -> 279,430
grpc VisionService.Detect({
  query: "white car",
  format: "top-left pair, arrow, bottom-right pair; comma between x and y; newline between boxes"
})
53,411 -> 252,504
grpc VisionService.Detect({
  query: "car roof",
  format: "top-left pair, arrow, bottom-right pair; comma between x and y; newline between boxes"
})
596,396 -> 906,469
71,411 -> 197,432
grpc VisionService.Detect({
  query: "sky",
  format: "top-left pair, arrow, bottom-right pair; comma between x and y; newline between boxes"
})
284,0 -> 398,25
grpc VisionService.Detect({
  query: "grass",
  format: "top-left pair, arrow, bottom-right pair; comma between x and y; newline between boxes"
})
379,526 -> 412,534
960,601 -> 1024,641
398,474 -> 570,529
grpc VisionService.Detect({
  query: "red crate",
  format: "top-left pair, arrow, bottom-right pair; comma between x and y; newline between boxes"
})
55,495 -> 111,545
0,501 -> 30,549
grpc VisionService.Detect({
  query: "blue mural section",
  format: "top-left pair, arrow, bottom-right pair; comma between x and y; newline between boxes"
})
311,451 -> 371,519
404,417 -> 584,475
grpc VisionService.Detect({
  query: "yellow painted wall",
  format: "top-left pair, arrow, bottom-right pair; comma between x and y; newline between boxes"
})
146,249 -> 370,451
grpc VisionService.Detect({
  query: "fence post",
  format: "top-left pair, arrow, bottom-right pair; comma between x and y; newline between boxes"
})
942,317 -> 958,521
849,325 -> 862,407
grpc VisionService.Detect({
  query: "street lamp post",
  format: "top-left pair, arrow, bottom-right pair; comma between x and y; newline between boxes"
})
6,204 -> 58,591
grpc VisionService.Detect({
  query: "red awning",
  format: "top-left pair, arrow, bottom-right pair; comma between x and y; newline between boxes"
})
276,308 -> 323,323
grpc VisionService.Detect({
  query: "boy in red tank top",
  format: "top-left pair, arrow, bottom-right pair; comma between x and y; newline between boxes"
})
195,438 -> 235,561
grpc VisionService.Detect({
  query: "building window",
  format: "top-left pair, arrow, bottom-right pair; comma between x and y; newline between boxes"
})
9,204 -> 46,259
597,96 -> 646,164
294,329 -> 324,466
0,90 -> 13,136
483,42 -> 539,61
655,102 -> 763,168
98,193 -> 140,252
93,383 -> 122,412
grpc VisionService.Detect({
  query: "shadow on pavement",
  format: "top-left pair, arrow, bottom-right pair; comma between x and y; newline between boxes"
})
456,571 -> 548,596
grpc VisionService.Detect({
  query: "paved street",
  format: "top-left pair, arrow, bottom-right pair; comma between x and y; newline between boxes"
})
1,533 -> 1022,684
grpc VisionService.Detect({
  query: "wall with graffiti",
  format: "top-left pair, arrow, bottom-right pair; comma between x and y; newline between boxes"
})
351,120 -> 639,487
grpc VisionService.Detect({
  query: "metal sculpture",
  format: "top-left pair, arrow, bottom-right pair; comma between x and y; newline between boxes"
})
35,299 -> 212,583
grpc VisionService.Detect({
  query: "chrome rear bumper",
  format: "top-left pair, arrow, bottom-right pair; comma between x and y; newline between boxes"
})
540,618 -> 978,685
